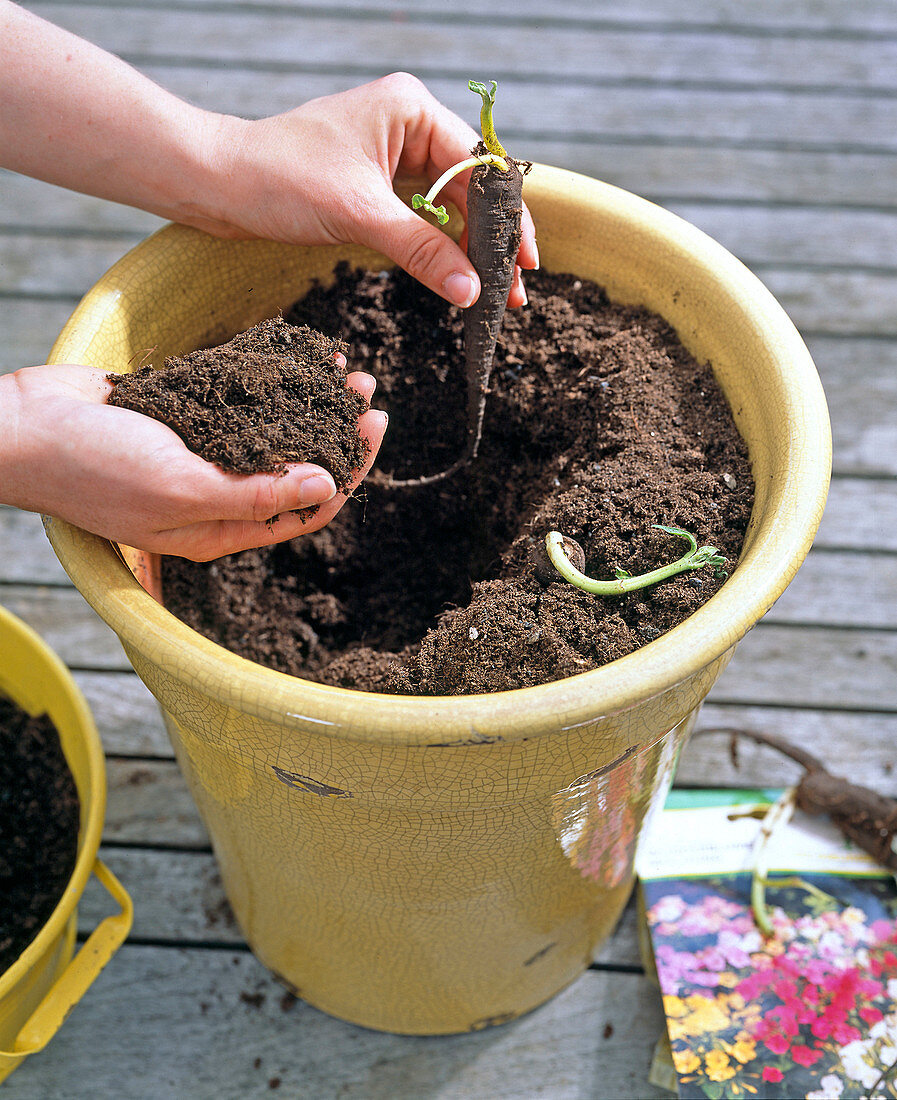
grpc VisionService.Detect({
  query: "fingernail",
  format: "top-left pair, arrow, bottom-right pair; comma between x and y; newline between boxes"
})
443,272 -> 477,308
298,474 -> 336,505
532,240 -> 540,270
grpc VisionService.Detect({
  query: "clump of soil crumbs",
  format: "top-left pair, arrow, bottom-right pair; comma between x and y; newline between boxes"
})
161,266 -> 754,696
0,696 -> 79,972
108,317 -> 369,492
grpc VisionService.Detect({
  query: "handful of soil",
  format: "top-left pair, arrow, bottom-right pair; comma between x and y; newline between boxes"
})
0,696 -> 79,973
107,317 -> 369,492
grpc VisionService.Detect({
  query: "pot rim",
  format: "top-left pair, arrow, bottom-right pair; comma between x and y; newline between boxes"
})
44,168 -> 831,744
0,604 -> 106,995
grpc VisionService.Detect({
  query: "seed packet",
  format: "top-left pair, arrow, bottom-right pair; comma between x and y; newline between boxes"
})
637,790 -> 897,1099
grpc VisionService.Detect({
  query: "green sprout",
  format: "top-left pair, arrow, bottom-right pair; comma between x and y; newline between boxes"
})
468,79 -> 508,158
411,153 -> 508,224
545,525 -> 727,596
411,79 -> 509,224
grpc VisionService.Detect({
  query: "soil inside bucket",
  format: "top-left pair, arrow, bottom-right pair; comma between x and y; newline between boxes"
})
154,266 -> 754,695
0,696 -> 80,973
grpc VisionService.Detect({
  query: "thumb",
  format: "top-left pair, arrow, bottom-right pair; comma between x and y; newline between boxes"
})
365,192 -> 481,308
197,461 -> 338,524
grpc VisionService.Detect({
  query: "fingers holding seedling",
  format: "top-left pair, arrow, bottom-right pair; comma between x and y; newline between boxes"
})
388,78 -> 526,487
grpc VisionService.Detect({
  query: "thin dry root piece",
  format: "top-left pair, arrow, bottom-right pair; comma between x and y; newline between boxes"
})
696,726 -> 897,871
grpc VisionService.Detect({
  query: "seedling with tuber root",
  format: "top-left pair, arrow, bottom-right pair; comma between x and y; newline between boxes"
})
386,80 -> 525,488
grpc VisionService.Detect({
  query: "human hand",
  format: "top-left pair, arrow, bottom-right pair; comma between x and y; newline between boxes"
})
1,9 -> 536,305
198,73 -> 539,309
0,363 -> 386,561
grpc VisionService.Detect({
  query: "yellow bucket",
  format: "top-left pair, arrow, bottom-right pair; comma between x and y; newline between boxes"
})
43,166 -> 830,1033
0,605 -> 132,1082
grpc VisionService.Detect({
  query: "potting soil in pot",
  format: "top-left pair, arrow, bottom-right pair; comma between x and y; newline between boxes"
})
0,696 -> 79,972
152,266 -> 754,695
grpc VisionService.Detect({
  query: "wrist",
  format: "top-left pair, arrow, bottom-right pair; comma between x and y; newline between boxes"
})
174,112 -> 257,236
132,105 -> 250,236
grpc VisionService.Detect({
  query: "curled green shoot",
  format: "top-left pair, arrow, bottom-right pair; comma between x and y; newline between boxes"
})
411,153 -> 509,225
545,525 -> 727,596
468,80 -> 508,158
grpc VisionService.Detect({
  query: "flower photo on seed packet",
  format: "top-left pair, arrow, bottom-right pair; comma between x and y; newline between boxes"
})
643,873 -> 897,1099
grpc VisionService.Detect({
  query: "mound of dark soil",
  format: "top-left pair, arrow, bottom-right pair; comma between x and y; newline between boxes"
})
0,696 -> 79,973
160,266 -> 753,696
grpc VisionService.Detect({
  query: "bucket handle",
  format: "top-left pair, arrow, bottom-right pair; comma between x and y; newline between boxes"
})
0,859 -> 133,1061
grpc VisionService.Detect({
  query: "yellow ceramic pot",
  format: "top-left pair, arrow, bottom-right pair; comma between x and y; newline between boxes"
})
0,605 -> 132,1082
44,166 -> 830,1034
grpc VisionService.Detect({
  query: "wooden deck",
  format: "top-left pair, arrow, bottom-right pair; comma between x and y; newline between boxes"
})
2,1 -> 896,1096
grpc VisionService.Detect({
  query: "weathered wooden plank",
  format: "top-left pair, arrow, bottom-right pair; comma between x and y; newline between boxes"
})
0,300 -> 80,376
8,173 -> 897,270
1,946 -> 666,1100
104,758 -> 210,848
2,302 -> 895,483
80,847 -> 238,942
816,477 -> 897,549
4,229 -> 897,339
807,338 -> 897,476
73,669 -> 169,756
688,702 -> 897,790
31,0 -> 897,36
763,550 -> 897,628
758,267 -> 897,336
666,203 -> 897,270
0,231 -> 146,300
711,624 -> 896,712
0,585 -> 130,670
7,145 -> 897,218
2,477 -> 894,589
90,707 -> 897,848
26,3 -> 897,92
96,703 -> 897,848
42,669 -> 892,802
567,144 -> 897,208
0,323 -> 893,488
0,170 -> 163,234
0,507 -> 71,583
134,68 -> 897,152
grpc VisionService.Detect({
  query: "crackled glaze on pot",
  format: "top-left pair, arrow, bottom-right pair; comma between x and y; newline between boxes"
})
44,165 -> 830,1033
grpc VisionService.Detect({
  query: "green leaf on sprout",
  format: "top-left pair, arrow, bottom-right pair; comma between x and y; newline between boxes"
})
411,194 -> 449,225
